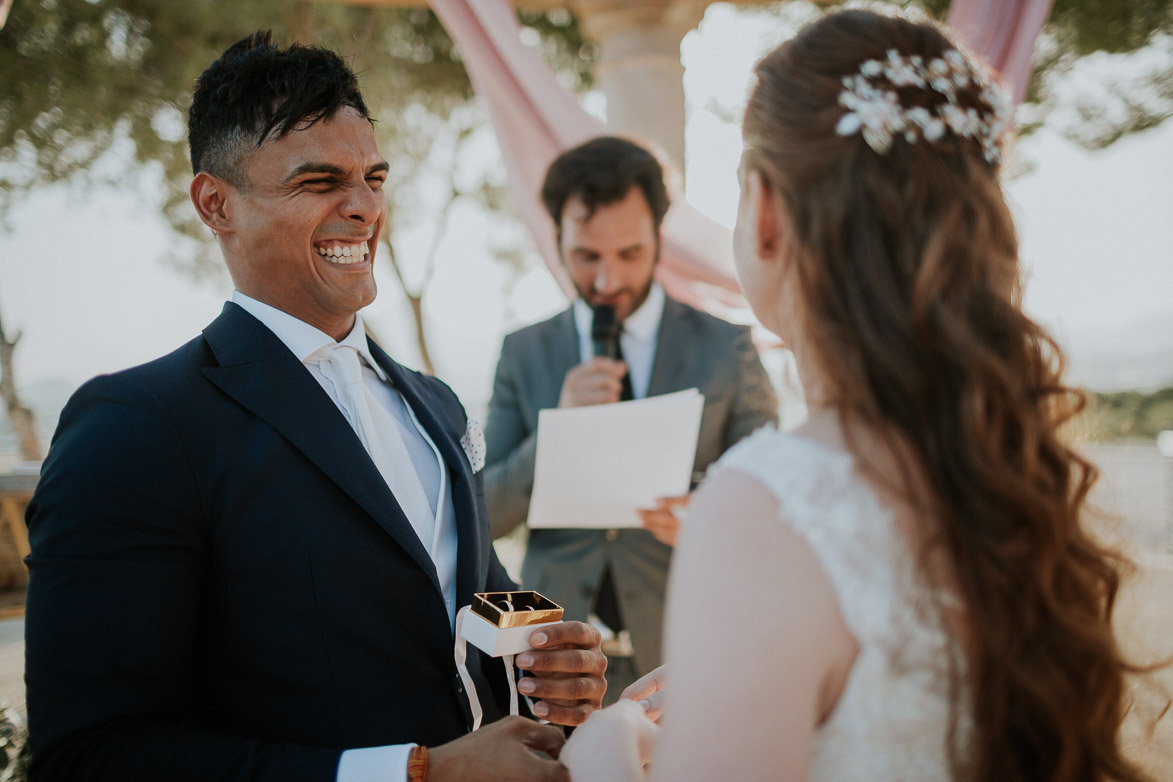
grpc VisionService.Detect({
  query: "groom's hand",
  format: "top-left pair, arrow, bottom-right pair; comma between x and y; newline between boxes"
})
515,621 -> 607,726
427,715 -> 568,782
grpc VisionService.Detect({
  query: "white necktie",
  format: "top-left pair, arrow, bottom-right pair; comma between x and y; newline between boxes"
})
316,345 -> 436,550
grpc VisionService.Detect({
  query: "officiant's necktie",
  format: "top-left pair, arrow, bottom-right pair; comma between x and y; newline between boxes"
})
594,327 -> 632,638
315,346 -> 436,549
616,329 -> 634,402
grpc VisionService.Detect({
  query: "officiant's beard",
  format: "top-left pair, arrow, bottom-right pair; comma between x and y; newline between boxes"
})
570,252 -> 659,325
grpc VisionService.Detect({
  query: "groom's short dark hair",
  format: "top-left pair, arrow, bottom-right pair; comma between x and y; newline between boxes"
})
188,30 -> 371,187
541,136 -> 671,240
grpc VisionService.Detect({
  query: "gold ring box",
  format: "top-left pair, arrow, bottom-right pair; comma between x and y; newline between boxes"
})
473,591 -> 564,628
461,591 -> 564,657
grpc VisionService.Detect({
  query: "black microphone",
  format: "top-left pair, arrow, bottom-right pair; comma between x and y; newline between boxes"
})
590,304 -> 620,359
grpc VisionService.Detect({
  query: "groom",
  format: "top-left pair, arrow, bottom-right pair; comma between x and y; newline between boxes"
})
23,32 -> 602,782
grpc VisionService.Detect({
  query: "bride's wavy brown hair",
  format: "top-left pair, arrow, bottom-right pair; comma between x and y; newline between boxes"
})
742,10 -> 1149,782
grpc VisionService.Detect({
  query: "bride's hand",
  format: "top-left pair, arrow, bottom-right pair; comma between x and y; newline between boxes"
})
619,665 -> 666,723
561,700 -> 657,781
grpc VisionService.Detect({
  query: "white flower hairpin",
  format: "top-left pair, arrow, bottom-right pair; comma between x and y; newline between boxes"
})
835,48 -> 1013,164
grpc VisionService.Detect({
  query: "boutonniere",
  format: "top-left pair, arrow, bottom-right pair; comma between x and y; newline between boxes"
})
460,418 -> 486,473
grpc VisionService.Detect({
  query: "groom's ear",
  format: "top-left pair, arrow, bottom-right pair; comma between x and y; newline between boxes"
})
190,172 -> 234,235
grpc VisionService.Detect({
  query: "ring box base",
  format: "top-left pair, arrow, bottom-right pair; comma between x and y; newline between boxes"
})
459,611 -> 561,658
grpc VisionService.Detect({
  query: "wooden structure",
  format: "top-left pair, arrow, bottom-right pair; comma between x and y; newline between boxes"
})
0,472 -> 33,616
0,474 -> 32,588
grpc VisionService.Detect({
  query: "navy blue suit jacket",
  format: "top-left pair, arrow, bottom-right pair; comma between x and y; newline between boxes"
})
24,303 -> 516,781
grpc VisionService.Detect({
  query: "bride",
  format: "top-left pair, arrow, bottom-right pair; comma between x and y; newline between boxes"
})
561,10 -> 1149,782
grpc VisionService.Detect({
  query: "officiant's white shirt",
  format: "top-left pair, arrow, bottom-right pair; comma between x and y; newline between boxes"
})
232,291 -> 453,782
572,281 -> 666,399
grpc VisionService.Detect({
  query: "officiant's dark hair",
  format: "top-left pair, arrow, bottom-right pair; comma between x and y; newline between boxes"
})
743,10 -> 1156,782
541,136 -> 671,242
188,30 -> 371,188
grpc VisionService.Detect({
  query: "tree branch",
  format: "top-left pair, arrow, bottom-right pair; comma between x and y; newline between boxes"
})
381,223 -> 435,376
0,302 -> 42,461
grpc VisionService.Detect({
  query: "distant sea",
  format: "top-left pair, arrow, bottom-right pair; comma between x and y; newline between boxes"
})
0,379 -> 74,472
3,383 -> 1171,558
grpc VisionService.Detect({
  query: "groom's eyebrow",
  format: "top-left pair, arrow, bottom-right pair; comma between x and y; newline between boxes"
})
283,161 -> 390,181
284,162 -> 345,181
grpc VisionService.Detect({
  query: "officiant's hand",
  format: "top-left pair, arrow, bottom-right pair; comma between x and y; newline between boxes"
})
558,358 -> 628,408
638,494 -> 689,547
515,621 -> 607,725
427,715 -> 568,782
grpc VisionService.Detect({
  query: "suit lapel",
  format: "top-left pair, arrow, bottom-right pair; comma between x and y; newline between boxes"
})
200,304 -> 441,591
547,307 -> 580,404
647,297 -> 695,397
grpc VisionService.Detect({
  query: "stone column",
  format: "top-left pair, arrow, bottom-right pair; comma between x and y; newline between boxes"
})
570,0 -> 708,175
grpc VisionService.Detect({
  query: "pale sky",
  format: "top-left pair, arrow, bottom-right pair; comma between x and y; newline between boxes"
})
1,4 -> 1171,439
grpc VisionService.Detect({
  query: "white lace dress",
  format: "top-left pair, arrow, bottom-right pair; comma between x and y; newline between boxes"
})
562,425 -> 972,781
713,427 -> 970,780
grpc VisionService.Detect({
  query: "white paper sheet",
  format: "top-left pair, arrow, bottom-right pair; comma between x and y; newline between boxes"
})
526,389 -> 705,529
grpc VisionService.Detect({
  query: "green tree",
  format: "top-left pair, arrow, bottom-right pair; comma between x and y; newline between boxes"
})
909,0 -> 1173,147
1086,387 -> 1173,440
3,0 -> 1169,380
0,0 -> 592,370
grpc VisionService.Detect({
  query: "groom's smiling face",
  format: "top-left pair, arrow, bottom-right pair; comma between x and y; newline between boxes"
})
219,108 -> 389,340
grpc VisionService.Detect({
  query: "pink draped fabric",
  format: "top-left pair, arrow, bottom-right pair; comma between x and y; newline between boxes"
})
428,0 -> 1053,316
428,0 -> 600,299
429,0 -> 744,316
0,0 -> 14,31
948,0 -> 1056,104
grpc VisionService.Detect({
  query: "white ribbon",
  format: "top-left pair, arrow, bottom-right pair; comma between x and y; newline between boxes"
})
453,606 -> 528,730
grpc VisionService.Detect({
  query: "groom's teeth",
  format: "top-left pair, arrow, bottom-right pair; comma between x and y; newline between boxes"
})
317,241 -> 369,264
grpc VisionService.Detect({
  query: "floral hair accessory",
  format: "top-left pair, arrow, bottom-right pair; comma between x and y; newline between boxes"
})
835,48 -> 1013,164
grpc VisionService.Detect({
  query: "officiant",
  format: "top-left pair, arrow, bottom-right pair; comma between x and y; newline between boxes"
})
483,136 -> 778,697
23,32 -> 604,782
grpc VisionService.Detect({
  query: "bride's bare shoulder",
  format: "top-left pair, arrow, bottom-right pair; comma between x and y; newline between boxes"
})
656,454 -> 859,781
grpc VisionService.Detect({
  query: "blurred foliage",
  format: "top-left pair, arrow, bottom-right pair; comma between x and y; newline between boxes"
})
1085,387 -> 1173,441
0,0 -> 593,275
909,0 -> 1173,147
1,0 -> 1170,273
912,0 -> 1173,55
0,703 -> 26,782
1047,0 -> 1173,56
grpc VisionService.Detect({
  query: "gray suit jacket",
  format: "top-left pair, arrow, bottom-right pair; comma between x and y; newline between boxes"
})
483,296 -> 778,675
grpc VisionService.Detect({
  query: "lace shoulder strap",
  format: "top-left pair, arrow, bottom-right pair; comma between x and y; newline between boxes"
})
710,426 -> 911,646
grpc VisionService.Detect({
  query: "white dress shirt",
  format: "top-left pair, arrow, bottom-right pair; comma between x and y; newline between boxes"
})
231,291 -> 453,782
572,281 -> 666,399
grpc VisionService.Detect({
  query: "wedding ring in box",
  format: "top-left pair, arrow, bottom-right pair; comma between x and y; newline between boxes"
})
459,591 -> 563,657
